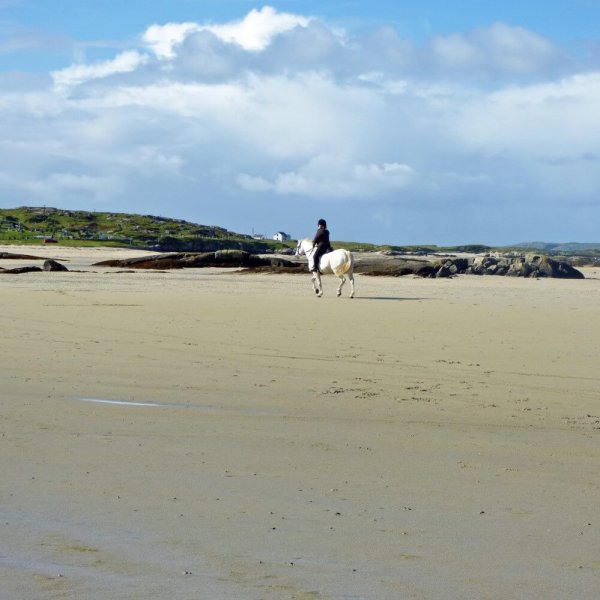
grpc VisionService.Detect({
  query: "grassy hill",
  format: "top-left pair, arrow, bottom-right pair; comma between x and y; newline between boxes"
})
510,241 -> 600,253
0,206 -> 286,252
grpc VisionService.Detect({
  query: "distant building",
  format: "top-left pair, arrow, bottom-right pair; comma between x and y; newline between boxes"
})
273,231 -> 291,242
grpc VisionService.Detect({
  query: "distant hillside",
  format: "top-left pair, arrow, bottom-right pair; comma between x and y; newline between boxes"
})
510,241 -> 600,255
0,206 -> 284,252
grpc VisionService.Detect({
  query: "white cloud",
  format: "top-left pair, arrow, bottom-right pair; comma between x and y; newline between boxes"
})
429,23 -> 561,77
238,157 -> 414,199
51,50 -> 149,90
431,33 -> 478,69
354,162 -> 414,184
76,81 -> 247,117
142,22 -> 201,59
143,6 -> 311,58
452,72 -> 600,155
236,173 -> 272,192
203,5 -> 311,51
17,172 -> 122,203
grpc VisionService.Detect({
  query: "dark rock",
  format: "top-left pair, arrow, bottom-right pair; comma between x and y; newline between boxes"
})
506,258 -> 531,277
43,259 -> 68,272
92,251 -> 294,270
414,264 -> 437,277
0,252 -> 44,260
360,259 -> 437,278
524,254 -> 584,279
554,261 -> 585,279
435,265 -> 453,278
453,258 -> 470,271
440,253 -> 584,279
0,266 -> 43,274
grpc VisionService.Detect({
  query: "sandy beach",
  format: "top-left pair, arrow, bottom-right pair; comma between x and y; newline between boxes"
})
1,245 -> 599,599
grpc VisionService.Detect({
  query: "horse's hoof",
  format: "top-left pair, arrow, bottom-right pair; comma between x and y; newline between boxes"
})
314,289 -> 319,295
336,291 -> 342,297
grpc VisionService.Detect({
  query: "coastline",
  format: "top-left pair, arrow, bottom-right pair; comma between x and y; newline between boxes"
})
1,245 -> 599,599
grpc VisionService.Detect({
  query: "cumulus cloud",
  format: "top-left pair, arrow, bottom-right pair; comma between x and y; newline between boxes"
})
0,169 -> 122,204
51,50 -> 149,90
142,22 -> 200,59
429,23 -> 563,79
1,6 -> 600,243
238,158 -> 414,199
450,72 -> 600,156
143,6 -> 311,58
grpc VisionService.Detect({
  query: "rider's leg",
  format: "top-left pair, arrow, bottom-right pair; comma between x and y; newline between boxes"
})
312,248 -> 323,273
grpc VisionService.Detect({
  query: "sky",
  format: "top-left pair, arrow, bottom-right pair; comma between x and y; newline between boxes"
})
1,1 -> 600,245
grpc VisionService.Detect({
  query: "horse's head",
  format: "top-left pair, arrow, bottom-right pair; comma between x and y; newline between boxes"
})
295,238 -> 311,257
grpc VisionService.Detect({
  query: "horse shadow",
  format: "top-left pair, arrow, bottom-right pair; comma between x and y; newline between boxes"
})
354,296 -> 431,302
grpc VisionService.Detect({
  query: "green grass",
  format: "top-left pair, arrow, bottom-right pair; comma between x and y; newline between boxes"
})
0,206 -> 251,248
0,206 -> 303,253
0,206 -> 241,237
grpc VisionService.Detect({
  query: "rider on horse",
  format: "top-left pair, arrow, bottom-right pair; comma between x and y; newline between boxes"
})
311,218 -> 332,273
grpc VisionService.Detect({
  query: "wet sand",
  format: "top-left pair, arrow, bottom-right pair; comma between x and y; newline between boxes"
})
1,246 -> 599,599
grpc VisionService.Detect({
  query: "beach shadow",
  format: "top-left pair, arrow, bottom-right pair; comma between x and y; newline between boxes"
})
355,296 -> 431,302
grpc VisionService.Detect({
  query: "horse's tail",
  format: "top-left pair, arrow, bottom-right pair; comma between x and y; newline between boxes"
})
337,250 -> 354,275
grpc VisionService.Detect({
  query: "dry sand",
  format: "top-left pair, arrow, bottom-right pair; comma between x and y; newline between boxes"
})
1,245 -> 599,599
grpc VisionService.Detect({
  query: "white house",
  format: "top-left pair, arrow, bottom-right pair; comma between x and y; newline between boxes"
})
273,231 -> 291,242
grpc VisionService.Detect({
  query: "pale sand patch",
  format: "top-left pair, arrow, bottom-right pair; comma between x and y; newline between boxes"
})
1,246 -> 599,599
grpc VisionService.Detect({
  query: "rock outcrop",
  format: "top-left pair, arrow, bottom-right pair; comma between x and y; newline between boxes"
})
0,266 -> 42,274
95,250 -> 584,279
430,253 -> 584,279
43,259 -> 68,271
93,250 -> 299,270
0,252 -> 44,260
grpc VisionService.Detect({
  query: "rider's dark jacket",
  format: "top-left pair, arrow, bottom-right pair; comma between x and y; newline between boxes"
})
312,227 -> 332,271
313,227 -> 331,249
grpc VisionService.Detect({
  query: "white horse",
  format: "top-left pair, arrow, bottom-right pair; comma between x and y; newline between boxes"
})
295,238 -> 355,298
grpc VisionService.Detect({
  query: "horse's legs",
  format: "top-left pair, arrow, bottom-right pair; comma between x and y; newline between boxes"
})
336,275 -> 346,297
348,272 -> 355,298
312,272 -> 323,297
310,273 -> 319,294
